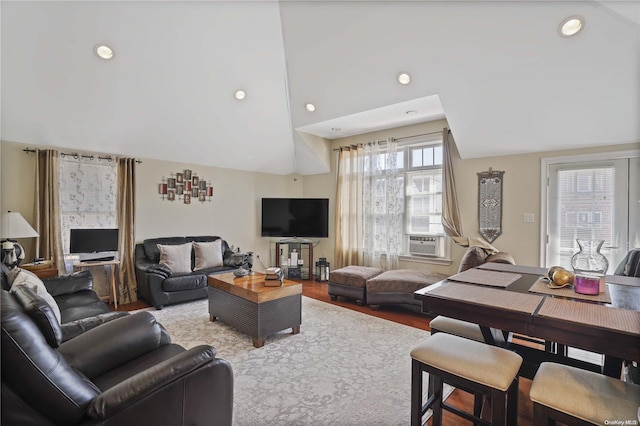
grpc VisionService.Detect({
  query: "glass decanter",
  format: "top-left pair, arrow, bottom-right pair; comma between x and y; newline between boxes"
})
570,239 -> 609,274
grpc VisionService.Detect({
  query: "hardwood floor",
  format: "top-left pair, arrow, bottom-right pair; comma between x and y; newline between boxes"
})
116,279 -> 535,426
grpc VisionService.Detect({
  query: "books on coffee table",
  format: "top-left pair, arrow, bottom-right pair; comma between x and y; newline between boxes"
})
265,267 -> 283,285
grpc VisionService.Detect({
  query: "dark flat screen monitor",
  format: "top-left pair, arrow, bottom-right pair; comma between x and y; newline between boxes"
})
70,228 -> 119,260
261,198 -> 329,238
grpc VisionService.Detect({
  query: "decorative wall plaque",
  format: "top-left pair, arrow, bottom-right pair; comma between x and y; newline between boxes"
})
159,169 -> 213,203
477,168 -> 504,243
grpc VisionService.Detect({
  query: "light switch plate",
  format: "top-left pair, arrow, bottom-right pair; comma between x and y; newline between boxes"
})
523,213 -> 535,223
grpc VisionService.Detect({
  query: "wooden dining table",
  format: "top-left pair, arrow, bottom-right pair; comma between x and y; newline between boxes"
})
414,263 -> 640,379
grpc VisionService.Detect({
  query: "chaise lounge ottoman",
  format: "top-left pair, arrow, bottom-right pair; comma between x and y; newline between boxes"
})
366,269 -> 448,312
328,266 -> 383,305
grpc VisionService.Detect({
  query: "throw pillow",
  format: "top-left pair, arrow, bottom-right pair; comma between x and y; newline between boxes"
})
9,268 -> 62,323
11,284 -> 64,347
193,240 -> 224,270
458,246 -> 489,273
157,242 -> 193,274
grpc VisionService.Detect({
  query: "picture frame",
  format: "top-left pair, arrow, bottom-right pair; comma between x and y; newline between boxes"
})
192,188 -> 199,197
167,178 -> 176,189
198,192 -> 206,202
199,180 -> 207,190
176,173 -> 184,183
184,193 -> 191,204
192,175 -> 199,186
176,183 -> 184,195
167,189 -> 175,201
184,169 -> 192,181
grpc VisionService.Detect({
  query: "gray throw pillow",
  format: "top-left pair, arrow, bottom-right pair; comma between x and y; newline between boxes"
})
193,240 -> 224,271
157,242 -> 192,274
9,268 -> 62,323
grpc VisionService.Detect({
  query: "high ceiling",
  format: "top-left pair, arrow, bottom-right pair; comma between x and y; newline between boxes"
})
2,1 -> 638,175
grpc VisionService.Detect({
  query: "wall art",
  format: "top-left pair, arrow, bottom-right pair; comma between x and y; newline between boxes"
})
159,169 -> 213,203
477,168 -> 504,243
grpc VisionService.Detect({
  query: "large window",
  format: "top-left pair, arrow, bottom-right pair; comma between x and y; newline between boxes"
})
368,138 -> 445,258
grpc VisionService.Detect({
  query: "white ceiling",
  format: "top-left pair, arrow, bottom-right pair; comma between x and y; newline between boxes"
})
2,1 -> 639,175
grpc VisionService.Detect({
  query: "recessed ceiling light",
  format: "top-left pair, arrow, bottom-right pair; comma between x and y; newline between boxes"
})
331,127 -> 341,131
305,103 -> 316,112
234,90 -> 246,100
559,16 -> 584,37
397,72 -> 411,85
406,110 -> 417,115
94,44 -> 114,60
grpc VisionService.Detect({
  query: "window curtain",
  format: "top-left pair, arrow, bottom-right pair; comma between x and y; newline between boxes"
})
59,156 -> 118,252
441,128 -> 497,253
362,140 -> 402,270
335,146 -> 365,268
34,149 -> 65,274
334,140 -> 402,270
117,158 -> 137,304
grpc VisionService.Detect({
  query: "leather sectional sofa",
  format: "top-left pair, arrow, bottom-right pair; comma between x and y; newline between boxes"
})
1,264 -> 129,342
135,235 -> 244,309
1,287 -> 234,425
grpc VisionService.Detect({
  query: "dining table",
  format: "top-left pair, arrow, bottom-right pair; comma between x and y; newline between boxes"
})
414,263 -> 640,380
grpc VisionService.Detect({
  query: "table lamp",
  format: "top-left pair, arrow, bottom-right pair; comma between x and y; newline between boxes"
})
1,211 -> 39,268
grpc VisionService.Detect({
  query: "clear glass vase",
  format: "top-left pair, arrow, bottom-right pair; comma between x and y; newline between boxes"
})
570,239 -> 609,274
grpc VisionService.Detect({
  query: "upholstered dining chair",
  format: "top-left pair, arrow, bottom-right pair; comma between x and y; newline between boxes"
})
614,248 -> 640,277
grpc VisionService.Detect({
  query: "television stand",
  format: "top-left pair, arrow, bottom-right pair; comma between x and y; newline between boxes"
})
275,241 -> 313,280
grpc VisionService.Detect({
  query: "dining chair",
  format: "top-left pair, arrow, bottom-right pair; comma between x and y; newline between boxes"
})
530,362 -> 640,425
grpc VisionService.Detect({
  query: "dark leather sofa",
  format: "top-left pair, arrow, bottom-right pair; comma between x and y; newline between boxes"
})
1,288 -> 234,426
135,236 -> 243,309
1,264 -> 129,342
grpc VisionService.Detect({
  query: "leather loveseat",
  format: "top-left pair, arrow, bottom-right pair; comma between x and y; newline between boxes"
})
135,236 -> 244,309
1,264 -> 129,342
1,288 -> 234,426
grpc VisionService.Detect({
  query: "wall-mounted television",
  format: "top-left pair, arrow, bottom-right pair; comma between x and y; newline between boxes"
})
261,198 -> 329,239
70,228 -> 119,261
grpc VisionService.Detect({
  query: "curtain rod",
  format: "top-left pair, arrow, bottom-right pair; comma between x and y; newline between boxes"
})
23,148 -> 142,164
333,130 -> 444,152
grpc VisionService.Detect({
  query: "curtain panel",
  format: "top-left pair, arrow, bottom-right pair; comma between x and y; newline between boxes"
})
362,140 -> 402,270
117,158 -> 137,304
34,149 -> 65,274
334,140 -> 402,270
441,128 -> 497,253
335,146 -> 365,268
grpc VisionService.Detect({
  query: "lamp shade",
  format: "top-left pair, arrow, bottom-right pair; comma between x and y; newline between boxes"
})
1,211 -> 39,239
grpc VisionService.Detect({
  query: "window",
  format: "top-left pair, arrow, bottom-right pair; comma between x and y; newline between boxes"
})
544,153 -> 639,272
58,157 -> 118,255
367,137 -> 445,258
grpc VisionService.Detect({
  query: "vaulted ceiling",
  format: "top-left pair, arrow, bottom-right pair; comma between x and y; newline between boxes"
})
2,1 -> 638,175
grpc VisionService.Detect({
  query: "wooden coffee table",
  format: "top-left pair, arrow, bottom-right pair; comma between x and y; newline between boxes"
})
207,272 -> 302,348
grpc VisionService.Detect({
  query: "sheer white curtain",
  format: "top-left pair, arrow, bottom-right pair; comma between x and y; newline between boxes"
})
362,140 -> 403,270
335,139 -> 403,270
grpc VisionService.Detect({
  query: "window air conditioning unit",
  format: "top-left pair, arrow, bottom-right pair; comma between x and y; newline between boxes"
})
409,235 -> 439,257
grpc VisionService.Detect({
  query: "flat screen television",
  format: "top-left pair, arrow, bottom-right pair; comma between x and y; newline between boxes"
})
70,228 -> 119,261
261,198 -> 329,239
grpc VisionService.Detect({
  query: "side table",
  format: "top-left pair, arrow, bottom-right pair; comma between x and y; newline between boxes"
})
20,261 -> 59,279
73,259 -> 120,309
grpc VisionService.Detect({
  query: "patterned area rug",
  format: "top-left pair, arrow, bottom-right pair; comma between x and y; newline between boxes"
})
145,297 -> 453,425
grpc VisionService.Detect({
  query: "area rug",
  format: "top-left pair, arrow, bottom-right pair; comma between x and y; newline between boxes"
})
145,297 -> 453,425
